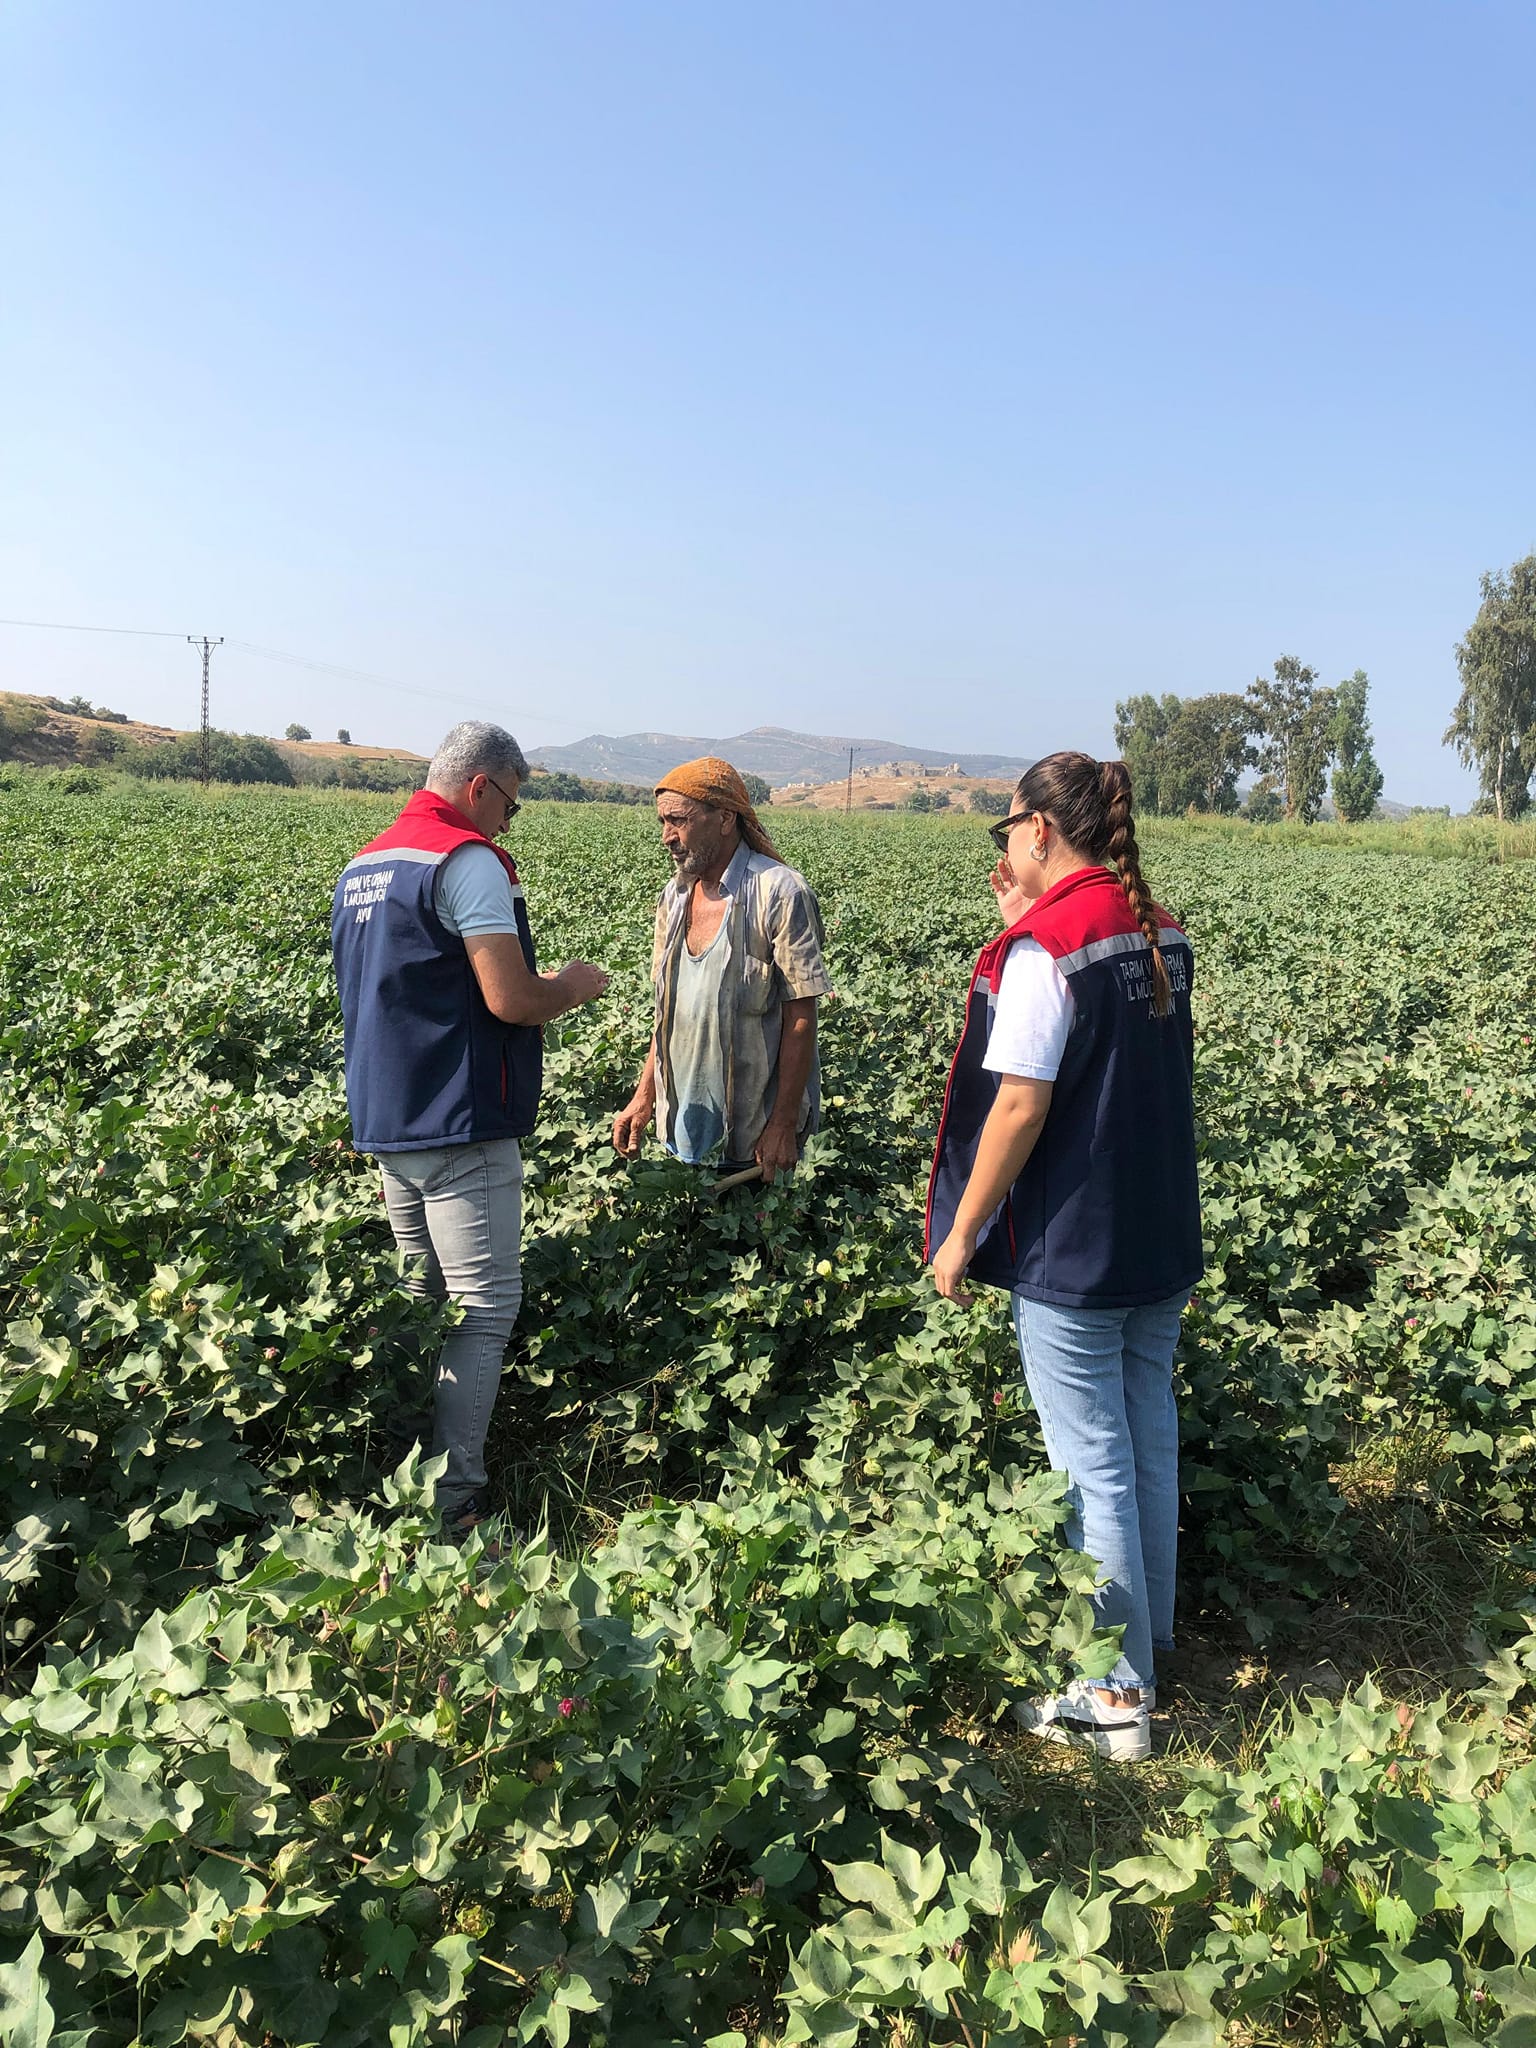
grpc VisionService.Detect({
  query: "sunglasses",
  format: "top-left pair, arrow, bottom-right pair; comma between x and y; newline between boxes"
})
486,775 -> 522,820
987,810 -> 1036,853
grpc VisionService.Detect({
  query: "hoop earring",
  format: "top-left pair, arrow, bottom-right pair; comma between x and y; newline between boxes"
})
1029,842 -> 1048,864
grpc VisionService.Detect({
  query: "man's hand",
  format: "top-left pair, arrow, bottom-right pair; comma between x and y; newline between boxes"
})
989,857 -> 1026,928
466,938 -> 609,1025
754,1119 -> 800,1185
558,960 -> 610,1006
612,1095 -> 654,1158
930,1226 -> 977,1306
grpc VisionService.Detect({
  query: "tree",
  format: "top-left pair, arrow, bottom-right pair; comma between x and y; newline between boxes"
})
1158,693 -> 1256,814
1329,670 -> 1384,822
1445,555 -> 1536,821
1114,691 -> 1254,815
522,771 -> 591,802
1247,656 -> 1336,823
285,723 -> 312,742
904,787 -> 933,812
968,786 -> 1012,816
1113,694 -> 1178,815
0,696 -> 42,761
119,730 -> 295,786
1244,779 -> 1284,823
740,772 -> 771,806
337,728 -> 352,745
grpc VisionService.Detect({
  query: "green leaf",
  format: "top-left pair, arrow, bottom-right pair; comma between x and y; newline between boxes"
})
1041,1879 -> 1112,1959
1496,1865 -> 1536,1965
792,1933 -> 852,2001
826,1858 -> 914,1929
0,1933 -> 54,2048
1382,1955 -> 1454,2006
1105,1832 -> 1210,1904
1155,2021 -> 1219,2047
881,1833 -> 945,1911
1374,1894 -> 1417,1947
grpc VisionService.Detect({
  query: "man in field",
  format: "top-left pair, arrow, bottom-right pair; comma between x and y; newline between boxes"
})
332,721 -> 608,1537
611,756 -> 832,1181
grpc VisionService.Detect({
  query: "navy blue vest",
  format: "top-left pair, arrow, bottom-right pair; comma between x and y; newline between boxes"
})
926,867 -> 1202,1308
331,790 -> 541,1153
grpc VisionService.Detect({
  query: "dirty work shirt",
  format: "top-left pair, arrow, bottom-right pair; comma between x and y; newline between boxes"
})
663,919 -> 732,1163
652,842 -> 834,1166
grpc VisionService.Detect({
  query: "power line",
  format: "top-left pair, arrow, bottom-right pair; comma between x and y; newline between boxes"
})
0,615 -> 183,639
222,639 -> 507,715
0,615 -> 510,718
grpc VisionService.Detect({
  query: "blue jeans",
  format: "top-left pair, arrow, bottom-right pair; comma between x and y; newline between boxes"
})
1012,1291 -> 1186,1691
378,1138 -> 524,1517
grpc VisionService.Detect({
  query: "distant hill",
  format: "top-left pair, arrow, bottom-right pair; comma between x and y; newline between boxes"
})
530,724 -> 1036,789
0,691 -> 424,779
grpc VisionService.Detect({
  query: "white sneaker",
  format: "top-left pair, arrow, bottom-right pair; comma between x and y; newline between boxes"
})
1013,1678 -> 1152,1763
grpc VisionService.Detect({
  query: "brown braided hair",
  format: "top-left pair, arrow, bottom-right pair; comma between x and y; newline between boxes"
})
1013,750 -> 1173,1018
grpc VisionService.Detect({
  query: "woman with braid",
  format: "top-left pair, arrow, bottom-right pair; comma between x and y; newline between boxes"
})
926,752 -> 1200,1762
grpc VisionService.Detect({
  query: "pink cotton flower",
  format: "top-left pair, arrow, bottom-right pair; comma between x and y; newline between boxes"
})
558,1697 -> 578,1718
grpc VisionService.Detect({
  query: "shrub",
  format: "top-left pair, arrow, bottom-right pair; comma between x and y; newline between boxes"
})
119,732 -> 296,786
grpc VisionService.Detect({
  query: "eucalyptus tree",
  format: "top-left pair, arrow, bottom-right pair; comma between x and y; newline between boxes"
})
1161,692 -> 1257,813
1112,692 -> 1177,813
1115,691 -> 1255,814
1329,670 -> 1385,823
1446,555 -> 1536,821
1248,656 -> 1336,823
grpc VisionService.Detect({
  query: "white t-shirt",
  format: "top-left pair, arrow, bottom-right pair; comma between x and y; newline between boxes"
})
982,936 -> 1075,1082
435,844 -> 520,937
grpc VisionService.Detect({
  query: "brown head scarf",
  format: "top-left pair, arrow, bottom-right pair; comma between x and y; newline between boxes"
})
655,756 -> 780,860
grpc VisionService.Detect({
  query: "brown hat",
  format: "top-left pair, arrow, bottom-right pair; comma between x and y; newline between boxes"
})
655,756 -> 779,859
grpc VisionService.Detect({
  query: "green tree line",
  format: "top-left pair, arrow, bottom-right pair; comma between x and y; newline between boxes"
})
1115,661 -> 1384,823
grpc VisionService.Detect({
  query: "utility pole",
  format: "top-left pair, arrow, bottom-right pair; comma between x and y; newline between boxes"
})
187,636 -> 223,785
845,745 -> 855,814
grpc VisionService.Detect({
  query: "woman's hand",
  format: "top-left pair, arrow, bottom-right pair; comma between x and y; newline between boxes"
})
989,857 -> 1026,927
930,1226 -> 977,1306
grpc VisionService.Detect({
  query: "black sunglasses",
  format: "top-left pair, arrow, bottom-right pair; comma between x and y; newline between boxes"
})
987,810 -> 1035,853
485,775 -> 522,820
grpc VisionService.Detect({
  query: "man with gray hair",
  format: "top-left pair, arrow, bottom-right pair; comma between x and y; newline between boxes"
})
332,721 -> 608,1540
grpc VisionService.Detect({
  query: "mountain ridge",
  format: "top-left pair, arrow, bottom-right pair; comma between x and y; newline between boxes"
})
529,723 -> 1036,788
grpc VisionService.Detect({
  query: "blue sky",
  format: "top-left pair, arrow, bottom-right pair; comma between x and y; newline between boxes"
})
3,2 -> 1533,804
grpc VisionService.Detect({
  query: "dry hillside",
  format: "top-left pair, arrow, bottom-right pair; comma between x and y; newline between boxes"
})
0,691 -> 423,770
770,765 -> 1015,812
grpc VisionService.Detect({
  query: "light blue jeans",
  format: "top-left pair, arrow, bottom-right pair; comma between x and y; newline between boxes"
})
1012,1290 -> 1187,1692
378,1138 -> 524,1517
